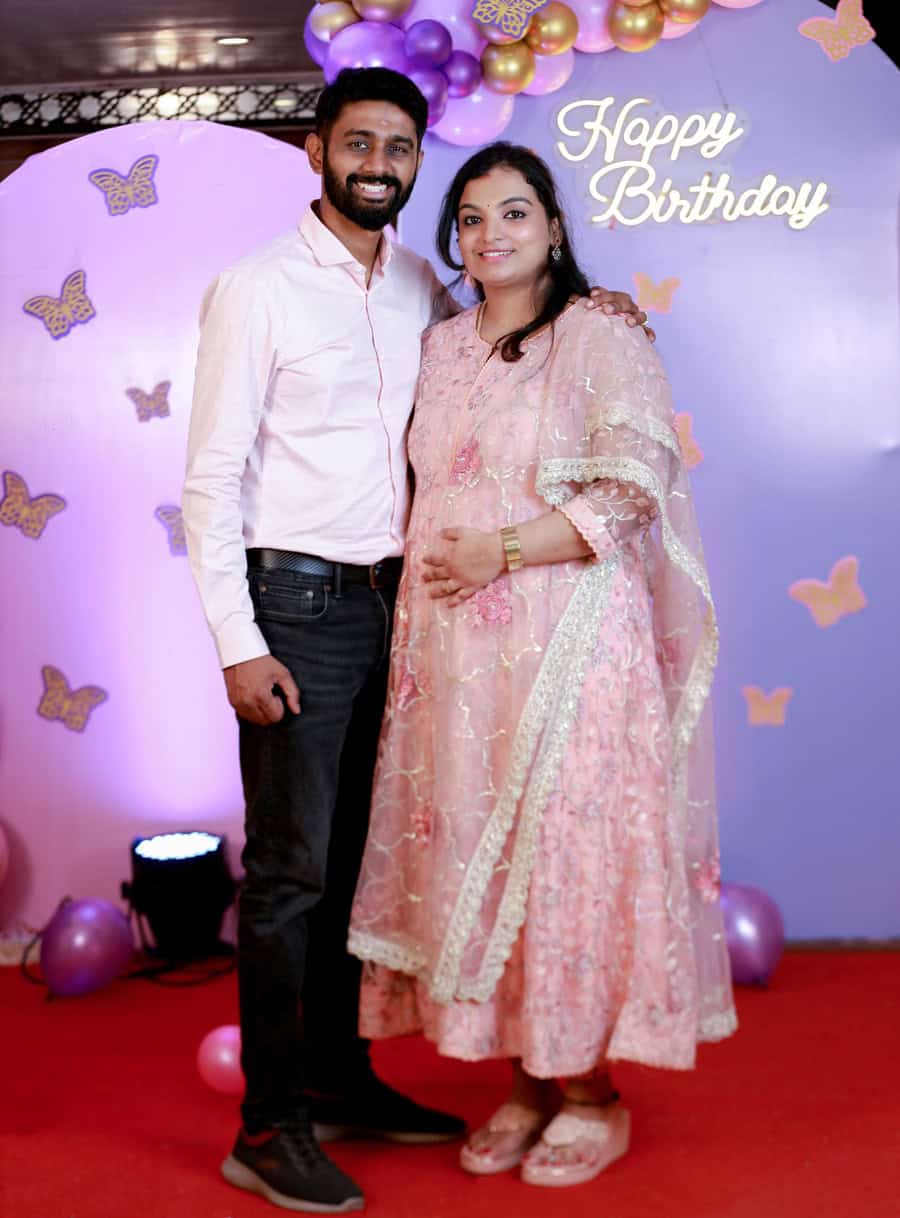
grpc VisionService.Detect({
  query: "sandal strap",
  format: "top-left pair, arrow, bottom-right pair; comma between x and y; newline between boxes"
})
540,1107 -> 619,1148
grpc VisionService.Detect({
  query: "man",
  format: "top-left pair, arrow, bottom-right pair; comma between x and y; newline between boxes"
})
183,67 -> 647,1214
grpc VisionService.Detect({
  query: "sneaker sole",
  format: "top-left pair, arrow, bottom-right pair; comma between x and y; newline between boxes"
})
313,1123 -> 461,1145
221,1155 -> 364,1213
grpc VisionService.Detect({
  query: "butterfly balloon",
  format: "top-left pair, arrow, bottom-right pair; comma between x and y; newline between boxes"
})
88,154 -> 160,216
742,686 -> 794,727
22,269 -> 96,340
0,470 -> 66,539
632,273 -> 681,314
126,381 -> 171,423
155,505 -> 187,556
788,555 -> 867,628
471,0 -> 549,40
38,666 -> 108,733
673,412 -> 704,470
798,0 -> 875,62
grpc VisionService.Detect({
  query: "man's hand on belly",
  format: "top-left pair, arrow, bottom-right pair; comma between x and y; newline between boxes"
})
224,656 -> 301,725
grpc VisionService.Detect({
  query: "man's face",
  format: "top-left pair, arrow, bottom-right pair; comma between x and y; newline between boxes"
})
312,100 -> 422,232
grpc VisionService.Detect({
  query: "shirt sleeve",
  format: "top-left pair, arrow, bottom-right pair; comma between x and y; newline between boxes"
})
182,267 -> 276,668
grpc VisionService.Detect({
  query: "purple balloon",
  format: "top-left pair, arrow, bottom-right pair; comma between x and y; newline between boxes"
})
408,65 -> 449,127
323,21 -> 409,84
443,50 -> 482,100
404,19 -> 452,66
719,882 -> 785,986
429,83 -> 514,147
303,10 -> 330,68
523,47 -> 575,97
40,897 -> 134,997
569,0 -> 617,54
398,0 -> 486,60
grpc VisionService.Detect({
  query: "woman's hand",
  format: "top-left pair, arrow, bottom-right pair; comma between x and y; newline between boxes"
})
585,287 -> 655,343
422,527 -> 505,607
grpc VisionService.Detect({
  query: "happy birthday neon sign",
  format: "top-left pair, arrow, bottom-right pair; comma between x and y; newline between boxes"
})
555,97 -> 830,231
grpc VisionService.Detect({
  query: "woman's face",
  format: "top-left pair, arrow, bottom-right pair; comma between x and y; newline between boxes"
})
456,165 -> 560,294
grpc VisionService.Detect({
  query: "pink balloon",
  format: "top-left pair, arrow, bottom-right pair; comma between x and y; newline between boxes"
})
429,83 -> 515,147
719,882 -> 785,986
197,1024 -> 244,1096
662,15 -> 701,38
523,47 -> 576,96
570,0 -> 616,53
323,21 -> 409,84
711,0 -> 765,6
399,0 -> 487,60
0,823 -> 8,890
40,898 -> 134,997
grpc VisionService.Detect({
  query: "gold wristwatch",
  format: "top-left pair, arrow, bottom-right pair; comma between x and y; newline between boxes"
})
500,525 -> 524,572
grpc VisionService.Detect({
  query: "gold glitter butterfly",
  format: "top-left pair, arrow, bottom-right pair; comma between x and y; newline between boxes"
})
798,0 -> 874,62
788,556 -> 867,628
0,470 -> 66,539
633,273 -> 680,315
471,0 -> 548,39
742,686 -> 794,727
126,381 -> 171,423
155,505 -> 186,555
673,412 -> 704,470
22,269 -> 96,340
38,665 -> 108,733
88,154 -> 159,216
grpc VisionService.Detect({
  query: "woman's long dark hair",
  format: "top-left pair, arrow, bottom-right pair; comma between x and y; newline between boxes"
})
436,142 -> 590,363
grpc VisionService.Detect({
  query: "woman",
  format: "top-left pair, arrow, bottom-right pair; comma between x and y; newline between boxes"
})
348,143 -> 736,1188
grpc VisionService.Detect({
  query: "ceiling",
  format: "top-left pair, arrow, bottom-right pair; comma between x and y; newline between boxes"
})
0,0 -> 322,90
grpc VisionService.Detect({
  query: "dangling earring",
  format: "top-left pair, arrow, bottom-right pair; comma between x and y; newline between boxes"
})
551,244 -> 563,263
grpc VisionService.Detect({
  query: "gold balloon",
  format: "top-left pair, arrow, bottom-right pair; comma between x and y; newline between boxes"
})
608,1 -> 664,51
481,41 -> 536,95
620,0 -> 658,6
309,1 -> 361,43
524,2 -> 579,56
352,0 -> 414,21
659,0 -> 710,21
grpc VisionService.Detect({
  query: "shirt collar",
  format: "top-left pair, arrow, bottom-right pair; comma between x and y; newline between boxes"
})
300,204 -> 394,273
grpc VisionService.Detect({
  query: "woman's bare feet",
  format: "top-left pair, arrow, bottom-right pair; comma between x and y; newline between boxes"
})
460,1066 -> 561,1175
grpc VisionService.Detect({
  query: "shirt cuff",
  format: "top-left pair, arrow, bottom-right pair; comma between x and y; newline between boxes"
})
557,495 -> 617,562
214,615 -> 270,670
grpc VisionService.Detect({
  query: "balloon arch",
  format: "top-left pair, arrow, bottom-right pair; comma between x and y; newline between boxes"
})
303,0 -> 765,147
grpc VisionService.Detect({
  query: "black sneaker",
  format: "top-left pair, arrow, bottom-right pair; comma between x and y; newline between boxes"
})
221,1121 -> 364,1213
307,1073 -> 466,1145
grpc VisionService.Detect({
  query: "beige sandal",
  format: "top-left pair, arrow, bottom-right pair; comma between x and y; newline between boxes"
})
459,1102 -> 549,1175
521,1102 -> 630,1188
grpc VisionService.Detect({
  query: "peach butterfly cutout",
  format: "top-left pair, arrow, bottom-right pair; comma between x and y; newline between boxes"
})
798,0 -> 875,62
788,555 -> 867,628
673,412 -> 704,470
742,686 -> 794,727
633,273 -> 680,315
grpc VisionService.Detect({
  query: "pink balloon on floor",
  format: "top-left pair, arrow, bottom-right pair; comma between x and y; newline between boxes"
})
40,898 -> 134,997
719,882 -> 785,986
197,1024 -> 244,1096
428,83 -> 515,147
571,0 -> 617,53
523,47 -> 576,96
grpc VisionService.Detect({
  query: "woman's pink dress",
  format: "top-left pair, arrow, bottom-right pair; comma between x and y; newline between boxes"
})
349,301 -> 736,1077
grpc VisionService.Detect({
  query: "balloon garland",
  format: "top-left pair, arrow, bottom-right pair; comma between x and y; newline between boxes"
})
303,0 -> 766,145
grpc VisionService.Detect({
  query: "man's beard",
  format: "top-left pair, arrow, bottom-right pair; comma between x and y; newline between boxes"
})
322,157 -> 416,232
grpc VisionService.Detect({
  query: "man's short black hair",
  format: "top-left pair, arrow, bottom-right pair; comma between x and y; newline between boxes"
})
314,67 -> 428,147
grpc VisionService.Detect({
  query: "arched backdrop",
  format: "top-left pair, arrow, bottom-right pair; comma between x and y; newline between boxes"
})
1,0 -> 898,940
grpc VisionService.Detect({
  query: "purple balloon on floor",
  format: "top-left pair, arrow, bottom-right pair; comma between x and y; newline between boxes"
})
719,882 -> 785,986
40,897 -> 134,997
197,1024 -> 244,1096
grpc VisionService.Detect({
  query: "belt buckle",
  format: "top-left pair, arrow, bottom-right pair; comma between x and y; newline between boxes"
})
369,561 -> 383,590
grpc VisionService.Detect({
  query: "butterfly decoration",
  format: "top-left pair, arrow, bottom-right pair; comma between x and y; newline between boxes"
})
742,686 -> 794,727
788,555 -> 867,628
155,505 -> 186,556
38,665 -> 108,733
126,380 -> 171,423
22,269 -> 96,340
0,470 -> 66,539
673,412 -> 704,470
633,273 -> 681,315
88,154 -> 159,216
471,0 -> 549,40
798,0 -> 875,62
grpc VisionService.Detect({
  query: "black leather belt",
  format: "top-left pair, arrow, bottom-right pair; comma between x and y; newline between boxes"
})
246,547 -> 402,593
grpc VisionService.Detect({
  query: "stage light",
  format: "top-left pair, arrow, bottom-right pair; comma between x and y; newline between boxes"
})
122,831 -> 236,962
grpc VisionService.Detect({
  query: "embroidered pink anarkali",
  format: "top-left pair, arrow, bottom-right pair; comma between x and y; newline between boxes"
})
348,300 -> 736,1077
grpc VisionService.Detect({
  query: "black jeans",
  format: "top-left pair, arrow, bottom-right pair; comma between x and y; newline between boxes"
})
237,561 -> 396,1133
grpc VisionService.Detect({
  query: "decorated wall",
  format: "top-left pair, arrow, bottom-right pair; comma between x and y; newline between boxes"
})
0,0 -> 898,941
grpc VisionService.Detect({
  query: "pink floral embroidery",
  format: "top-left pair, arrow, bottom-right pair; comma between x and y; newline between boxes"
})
396,667 -> 426,711
450,436 -> 482,484
695,857 -> 721,905
410,805 -> 432,847
655,634 -> 682,672
470,583 -> 513,627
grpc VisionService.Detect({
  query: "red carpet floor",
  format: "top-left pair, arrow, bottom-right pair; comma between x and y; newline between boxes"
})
2,951 -> 898,1218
